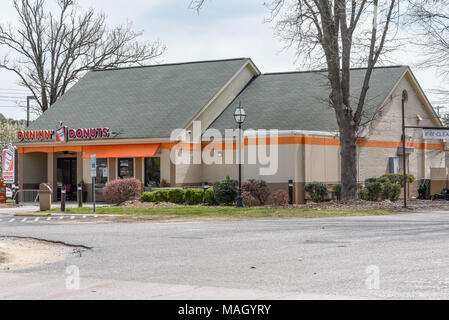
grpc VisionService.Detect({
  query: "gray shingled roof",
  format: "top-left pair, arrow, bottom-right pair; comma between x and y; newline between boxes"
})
29,58 -> 251,139
210,66 -> 408,133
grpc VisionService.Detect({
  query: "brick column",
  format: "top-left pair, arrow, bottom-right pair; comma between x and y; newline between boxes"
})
47,153 -> 57,201
18,152 -> 24,202
76,152 -> 83,185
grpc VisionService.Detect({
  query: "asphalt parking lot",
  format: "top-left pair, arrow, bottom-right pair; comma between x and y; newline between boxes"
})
1,209 -> 449,299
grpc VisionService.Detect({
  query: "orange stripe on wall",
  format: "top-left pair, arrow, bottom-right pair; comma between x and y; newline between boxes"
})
18,138 -> 446,153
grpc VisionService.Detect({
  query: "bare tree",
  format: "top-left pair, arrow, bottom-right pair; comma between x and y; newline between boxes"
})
408,0 -> 449,109
408,1 -> 449,76
193,0 -> 399,200
0,0 -> 166,113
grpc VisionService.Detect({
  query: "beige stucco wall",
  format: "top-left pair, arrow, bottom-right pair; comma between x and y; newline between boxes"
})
358,75 -> 445,182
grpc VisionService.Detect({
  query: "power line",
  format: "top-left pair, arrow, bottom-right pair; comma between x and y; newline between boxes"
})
0,87 -> 29,92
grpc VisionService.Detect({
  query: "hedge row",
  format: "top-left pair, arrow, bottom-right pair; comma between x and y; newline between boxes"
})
141,188 -> 217,206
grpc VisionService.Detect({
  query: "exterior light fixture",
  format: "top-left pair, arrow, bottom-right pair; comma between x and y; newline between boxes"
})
234,102 -> 246,208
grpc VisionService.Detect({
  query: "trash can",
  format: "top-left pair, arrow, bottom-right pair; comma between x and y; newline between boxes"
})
39,183 -> 52,211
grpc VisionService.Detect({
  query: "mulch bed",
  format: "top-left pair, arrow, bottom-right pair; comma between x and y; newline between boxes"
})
290,199 -> 449,212
119,200 -> 181,208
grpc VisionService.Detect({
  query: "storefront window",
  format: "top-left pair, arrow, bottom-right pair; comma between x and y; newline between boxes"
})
118,158 -> 134,179
96,159 -> 108,185
144,157 -> 161,187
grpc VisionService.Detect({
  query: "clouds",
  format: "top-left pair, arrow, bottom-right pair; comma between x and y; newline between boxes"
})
0,0 -> 448,120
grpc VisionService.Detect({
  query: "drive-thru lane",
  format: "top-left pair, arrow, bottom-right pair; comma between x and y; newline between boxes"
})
1,211 -> 449,299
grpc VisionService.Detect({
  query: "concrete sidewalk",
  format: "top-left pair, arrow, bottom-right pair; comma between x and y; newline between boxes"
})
0,273 -> 363,300
0,202 -> 111,215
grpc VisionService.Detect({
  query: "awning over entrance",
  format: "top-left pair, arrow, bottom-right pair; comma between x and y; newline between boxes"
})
81,144 -> 160,159
18,144 -> 161,159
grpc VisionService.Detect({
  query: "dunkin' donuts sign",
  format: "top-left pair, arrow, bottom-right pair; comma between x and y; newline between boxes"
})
17,127 -> 110,142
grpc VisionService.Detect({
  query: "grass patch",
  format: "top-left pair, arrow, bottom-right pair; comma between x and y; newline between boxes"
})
47,206 -> 399,220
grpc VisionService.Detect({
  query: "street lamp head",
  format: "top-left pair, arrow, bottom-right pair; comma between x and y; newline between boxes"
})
234,102 -> 246,124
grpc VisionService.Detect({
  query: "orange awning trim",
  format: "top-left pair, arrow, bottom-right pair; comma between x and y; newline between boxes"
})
82,144 -> 160,159
19,146 -> 84,154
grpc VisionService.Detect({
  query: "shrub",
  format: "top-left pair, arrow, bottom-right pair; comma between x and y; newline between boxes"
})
185,188 -> 204,205
242,190 -> 260,207
365,182 -> 383,201
153,190 -> 170,202
168,189 -> 185,204
270,190 -> 289,207
205,188 -> 217,205
381,182 -> 401,202
333,184 -> 342,200
242,180 -> 270,205
141,192 -> 156,203
214,176 -> 238,205
304,182 -> 329,202
365,176 -> 389,184
103,178 -> 142,204
381,173 -> 415,187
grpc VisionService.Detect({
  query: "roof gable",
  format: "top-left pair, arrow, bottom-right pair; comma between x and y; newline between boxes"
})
29,58 -> 251,139
209,66 -> 409,133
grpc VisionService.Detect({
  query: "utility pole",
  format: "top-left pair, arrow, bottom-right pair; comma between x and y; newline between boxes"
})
26,96 -> 36,128
402,91 -> 408,209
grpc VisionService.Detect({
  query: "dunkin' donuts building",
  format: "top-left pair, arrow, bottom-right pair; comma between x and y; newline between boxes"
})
15,58 -> 446,203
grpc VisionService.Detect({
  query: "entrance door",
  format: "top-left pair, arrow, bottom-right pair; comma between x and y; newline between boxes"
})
57,158 -> 77,201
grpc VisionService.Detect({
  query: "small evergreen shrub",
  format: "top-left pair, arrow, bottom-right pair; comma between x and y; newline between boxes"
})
365,182 -> 383,201
381,182 -> 401,202
242,190 -> 260,207
333,184 -> 342,200
242,180 -> 270,205
153,190 -> 170,202
103,178 -> 142,204
168,189 -> 185,204
381,173 -> 415,187
304,182 -> 329,202
270,190 -> 289,207
185,188 -> 204,205
141,192 -> 156,203
214,176 -> 238,205
204,188 -> 217,206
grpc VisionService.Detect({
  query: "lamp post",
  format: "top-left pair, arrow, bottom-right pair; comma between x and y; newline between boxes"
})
234,102 -> 246,208
26,96 -> 37,128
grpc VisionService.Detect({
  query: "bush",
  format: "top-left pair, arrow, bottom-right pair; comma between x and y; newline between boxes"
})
333,184 -> 342,200
270,190 -> 289,207
381,173 -> 415,187
168,189 -> 185,204
205,188 -> 217,205
103,178 -> 142,204
381,182 -> 401,202
304,182 -> 329,202
214,176 -> 238,205
141,192 -> 156,202
365,182 -> 383,201
185,188 -> 204,205
153,190 -> 170,202
242,190 -> 260,207
242,180 -> 270,205
365,176 -> 389,184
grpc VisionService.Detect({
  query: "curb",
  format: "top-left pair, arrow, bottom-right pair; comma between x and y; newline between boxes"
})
14,213 -> 52,217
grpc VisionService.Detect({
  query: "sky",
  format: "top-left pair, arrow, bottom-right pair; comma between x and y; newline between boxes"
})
0,0 -> 448,120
